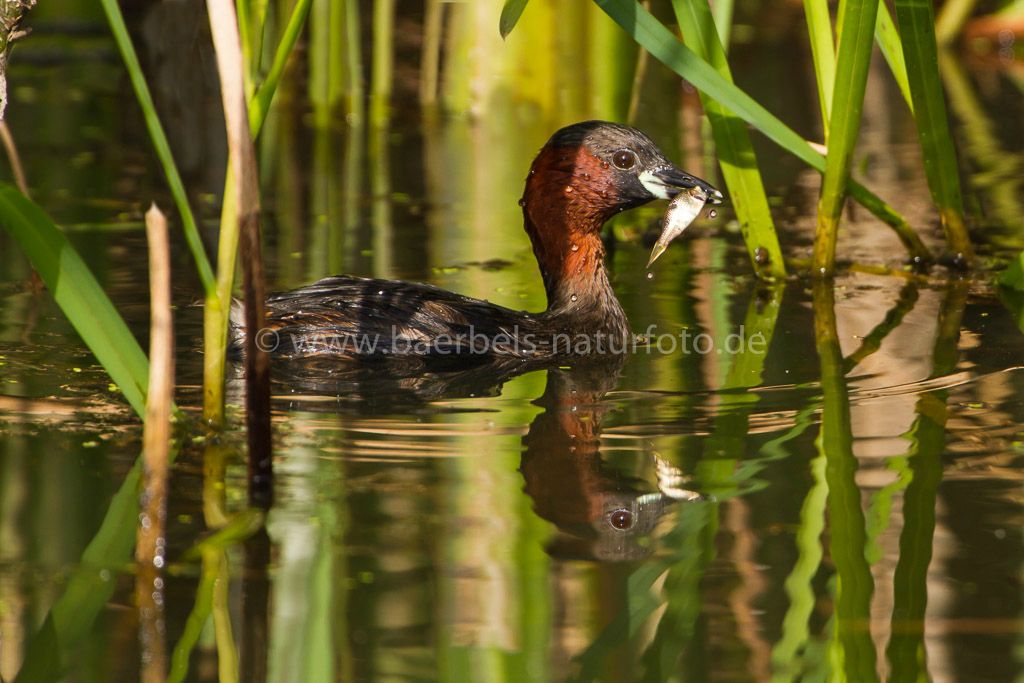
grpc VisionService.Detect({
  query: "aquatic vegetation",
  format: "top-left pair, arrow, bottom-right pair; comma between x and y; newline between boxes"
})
670,0 -> 785,279
0,1 -> 1022,681
504,0 -> 975,274
0,186 -> 151,417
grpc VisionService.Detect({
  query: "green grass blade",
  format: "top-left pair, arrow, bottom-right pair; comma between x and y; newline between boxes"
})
0,185 -> 148,417
895,0 -> 974,262
802,0 -> 836,130
670,0 -> 785,278
499,0 -> 531,39
250,0 -> 269,75
593,0 -> 930,262
250,0 -> 313,138
98,0 -> 216,295
237,0 -> 254,93
813,0 -> 880,274
711,0 -> 735,49
874,4 -> 913,110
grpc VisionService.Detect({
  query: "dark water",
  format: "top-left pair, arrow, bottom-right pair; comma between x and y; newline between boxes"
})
1,4 -> 1023,682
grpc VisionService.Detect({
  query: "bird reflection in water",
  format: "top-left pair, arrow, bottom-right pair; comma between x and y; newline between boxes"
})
521,360 -> 706,562
260,354 -> 708,562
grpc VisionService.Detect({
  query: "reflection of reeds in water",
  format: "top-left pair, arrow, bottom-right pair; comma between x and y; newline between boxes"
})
813,281 -> 879,682
939,52 -> 1024,242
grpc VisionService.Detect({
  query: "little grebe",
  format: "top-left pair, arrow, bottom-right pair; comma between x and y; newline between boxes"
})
230,121 -> 722,360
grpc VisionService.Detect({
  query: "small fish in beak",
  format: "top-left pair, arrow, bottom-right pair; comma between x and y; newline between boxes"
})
647,186 -> 709,267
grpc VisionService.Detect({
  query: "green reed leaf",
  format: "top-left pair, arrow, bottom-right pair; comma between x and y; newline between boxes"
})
593,0 -> 931,263
875,4 -> 913,110
802,0 -> 836,129
895,0 -> 973,262
0,185 -> 149,417
671,0 -> 786,278
813,0 -> 880,273
250,0 -> 314,137
98,0 -> 215,295
499,0 -> 531,39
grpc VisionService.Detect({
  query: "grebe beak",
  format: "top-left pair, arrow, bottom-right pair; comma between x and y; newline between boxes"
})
640,165 -> 724,205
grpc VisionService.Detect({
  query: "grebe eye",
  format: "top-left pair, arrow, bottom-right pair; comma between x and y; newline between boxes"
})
609,508 -> 634,530
612,149 -> 636,170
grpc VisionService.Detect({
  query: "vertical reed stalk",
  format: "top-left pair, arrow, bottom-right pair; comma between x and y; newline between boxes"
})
625,2 -> 650,125
309,0 -> 331,125
420,0 -> 443,107
370,0 -> 395,126
711,0 -> 735,49
249,0 -> 313,137
671,0 -> 786,278
802,0 -> 836,133
326,0 -> 346,117
136,204 -> 173,683
205,0 -> 310,426
207,0 -> 273,505
812,0 -> 880,275
895,0 -> 974,264
874,6 -> 913,109
442,3 -> 472,113
203,177 -> 237,426
343,0 -> 364,124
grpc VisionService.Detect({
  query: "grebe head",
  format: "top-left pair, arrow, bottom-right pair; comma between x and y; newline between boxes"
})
524,121 -> 723,220
521,121 -> 721,315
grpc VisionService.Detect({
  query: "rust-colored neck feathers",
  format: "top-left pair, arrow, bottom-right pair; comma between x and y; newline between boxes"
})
521,145 -> 622,323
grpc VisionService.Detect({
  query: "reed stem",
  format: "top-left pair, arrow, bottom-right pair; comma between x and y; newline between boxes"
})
813,0 -> 880,275
420,0 -> 443,107
370,0 -> 395,126
137,204 -> 173,683
207,0 -> 273,505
